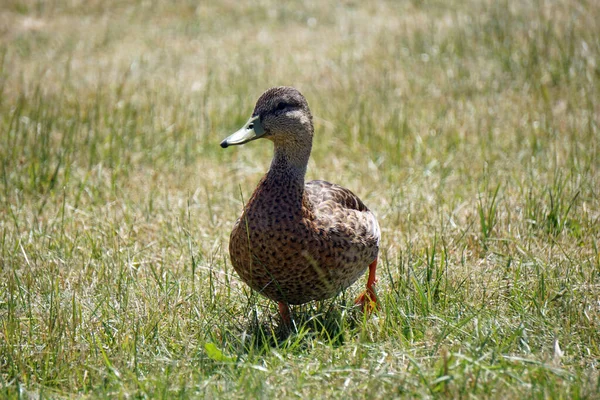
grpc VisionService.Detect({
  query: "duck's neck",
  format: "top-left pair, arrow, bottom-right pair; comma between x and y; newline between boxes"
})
245,140 -> 314,220
266,140 -> 311,186
248,142 -> 310,217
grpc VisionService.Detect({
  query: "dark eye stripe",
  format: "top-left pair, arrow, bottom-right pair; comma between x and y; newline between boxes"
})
276,102 -> 289,111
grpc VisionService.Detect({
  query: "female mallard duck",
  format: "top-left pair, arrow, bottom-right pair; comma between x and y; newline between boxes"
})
221,86 -> 380,322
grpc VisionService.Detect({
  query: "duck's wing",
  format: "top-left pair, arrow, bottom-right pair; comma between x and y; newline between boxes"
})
305,180 -> 380,249
306,180 -> 369,211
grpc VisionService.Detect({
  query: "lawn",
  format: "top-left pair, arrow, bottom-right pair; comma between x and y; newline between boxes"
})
1,0 -> 599,398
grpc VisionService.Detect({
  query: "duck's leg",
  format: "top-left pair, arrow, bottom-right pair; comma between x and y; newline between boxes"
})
278,301 -> 291,324
355,257 -> 378,312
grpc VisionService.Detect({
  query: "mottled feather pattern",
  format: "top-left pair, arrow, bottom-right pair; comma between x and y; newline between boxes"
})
306,180 -> 379,253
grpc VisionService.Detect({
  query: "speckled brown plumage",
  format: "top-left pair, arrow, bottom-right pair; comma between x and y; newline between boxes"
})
221,86 -> 380,310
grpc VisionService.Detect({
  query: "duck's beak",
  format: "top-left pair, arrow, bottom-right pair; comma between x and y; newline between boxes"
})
220,115 -> 265,148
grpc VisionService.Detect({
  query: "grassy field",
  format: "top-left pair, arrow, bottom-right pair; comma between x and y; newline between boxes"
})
1,0 -> 599,398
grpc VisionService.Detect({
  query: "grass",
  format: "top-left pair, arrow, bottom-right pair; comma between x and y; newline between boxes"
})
1,0 -> 599,397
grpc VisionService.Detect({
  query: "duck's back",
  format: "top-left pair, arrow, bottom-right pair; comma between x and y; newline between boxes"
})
305,180 -> 380,250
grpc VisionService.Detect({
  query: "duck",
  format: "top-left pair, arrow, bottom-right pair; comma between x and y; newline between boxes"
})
220,86 -> 380,322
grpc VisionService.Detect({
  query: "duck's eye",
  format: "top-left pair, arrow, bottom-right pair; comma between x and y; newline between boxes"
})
248,123 -> 254,129
275,102 -> 288,111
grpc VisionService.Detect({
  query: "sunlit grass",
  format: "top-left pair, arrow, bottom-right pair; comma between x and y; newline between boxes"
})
1,0 -> 599,397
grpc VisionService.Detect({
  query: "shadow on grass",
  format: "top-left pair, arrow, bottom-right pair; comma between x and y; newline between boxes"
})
233,299 -> 368,354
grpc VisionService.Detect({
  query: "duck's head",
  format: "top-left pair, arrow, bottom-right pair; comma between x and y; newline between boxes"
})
220,86 -> 313,149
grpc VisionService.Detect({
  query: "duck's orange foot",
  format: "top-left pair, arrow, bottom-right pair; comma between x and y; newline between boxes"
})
354,287 -> 378,313
278,302 -> 291,325
354,257 -> 379,314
